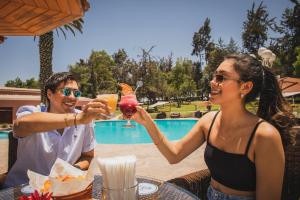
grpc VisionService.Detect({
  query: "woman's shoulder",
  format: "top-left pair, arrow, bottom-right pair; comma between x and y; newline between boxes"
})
199,110 -> 219,121
254,120 -> 283,149
256,120 -> 280,136
197,111 -> 219,128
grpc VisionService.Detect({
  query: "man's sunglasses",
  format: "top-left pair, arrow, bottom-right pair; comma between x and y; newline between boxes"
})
59,88 -> 81,98
212,73 -> 240,84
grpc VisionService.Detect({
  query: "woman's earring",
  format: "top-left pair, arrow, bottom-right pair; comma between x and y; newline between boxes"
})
241,94 -> 244,98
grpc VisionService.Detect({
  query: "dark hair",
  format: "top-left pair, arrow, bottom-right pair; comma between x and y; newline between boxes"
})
225,54 -> 295,146
44,72 -> 78,110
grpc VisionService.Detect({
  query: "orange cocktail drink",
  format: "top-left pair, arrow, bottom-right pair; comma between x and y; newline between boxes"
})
97,94 -> 118,116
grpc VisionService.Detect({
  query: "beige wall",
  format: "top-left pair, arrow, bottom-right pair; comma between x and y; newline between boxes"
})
0,87 -> 91,124
0,99 -> 40,123
0,98 -> 90,124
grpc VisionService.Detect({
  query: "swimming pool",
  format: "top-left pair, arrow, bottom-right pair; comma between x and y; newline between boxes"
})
94,119 -> 198,144
0,131 -> 8,139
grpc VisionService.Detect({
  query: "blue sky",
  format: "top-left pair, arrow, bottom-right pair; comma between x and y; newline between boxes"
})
0,0 -> 293,86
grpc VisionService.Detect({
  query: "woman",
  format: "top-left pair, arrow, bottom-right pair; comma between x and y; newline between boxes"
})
132,54 -> 295,200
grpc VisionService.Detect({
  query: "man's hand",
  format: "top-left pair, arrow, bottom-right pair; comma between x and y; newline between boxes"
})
74,150 -> 94,170
77,99 -> 110,124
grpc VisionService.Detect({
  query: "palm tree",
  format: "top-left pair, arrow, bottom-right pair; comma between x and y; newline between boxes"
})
39,19 -> 84,104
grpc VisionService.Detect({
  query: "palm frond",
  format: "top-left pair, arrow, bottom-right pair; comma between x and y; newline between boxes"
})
55,18 -> 84,38
58,27 -> 67,39
65,26 -> 76,36
55,28 -> 60,38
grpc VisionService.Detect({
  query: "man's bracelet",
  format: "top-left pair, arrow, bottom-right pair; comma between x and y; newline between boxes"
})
64,113 -> 69,127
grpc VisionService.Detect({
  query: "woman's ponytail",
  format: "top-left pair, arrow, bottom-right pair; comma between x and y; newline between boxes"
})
257,66 -> 296,146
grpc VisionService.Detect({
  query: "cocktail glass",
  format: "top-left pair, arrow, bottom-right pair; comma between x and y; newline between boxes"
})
96,94 -> 118,118
119,94 -> 138,128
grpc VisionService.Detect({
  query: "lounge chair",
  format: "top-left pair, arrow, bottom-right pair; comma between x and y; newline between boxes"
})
168,126 -> 300,200
194,111 -> 202,118
170,112 -> 181,118
156,112 -> 167,119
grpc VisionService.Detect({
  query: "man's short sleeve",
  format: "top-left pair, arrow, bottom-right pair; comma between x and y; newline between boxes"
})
16,106 -> 38,118
82,122 -> 96,153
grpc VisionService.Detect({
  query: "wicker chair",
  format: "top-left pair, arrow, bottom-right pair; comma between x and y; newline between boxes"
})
281,126 -> 300,200
168,127 -> 300,200
168,169 -> 210,200
0,131 -> 18,189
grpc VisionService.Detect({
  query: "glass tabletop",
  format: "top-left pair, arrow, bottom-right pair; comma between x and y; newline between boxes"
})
93,176 -> 199,200
0,176 -> 200,200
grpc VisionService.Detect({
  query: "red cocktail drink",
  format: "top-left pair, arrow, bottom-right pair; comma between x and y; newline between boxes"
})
119,94 -> 138,127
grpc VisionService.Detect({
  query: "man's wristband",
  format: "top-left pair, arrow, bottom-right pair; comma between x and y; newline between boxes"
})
64,113 -> 69,127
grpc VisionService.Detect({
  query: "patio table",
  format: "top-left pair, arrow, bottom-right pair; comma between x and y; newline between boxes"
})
0,175 -> 200,200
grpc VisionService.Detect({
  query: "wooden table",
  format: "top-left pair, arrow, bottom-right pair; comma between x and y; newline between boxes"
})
0,176 -> 200,200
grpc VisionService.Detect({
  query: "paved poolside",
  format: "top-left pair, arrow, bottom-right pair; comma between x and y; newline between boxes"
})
0,140 -> 207,181
0,140 -> 8,174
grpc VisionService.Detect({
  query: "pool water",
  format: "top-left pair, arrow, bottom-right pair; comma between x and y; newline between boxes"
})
0,131 -> 8,139
94,119 -> 198,144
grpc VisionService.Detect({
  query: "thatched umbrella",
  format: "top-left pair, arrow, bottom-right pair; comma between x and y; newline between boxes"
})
0,0 -> 89,36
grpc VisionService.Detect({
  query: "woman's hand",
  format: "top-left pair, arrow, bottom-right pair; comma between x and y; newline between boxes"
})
132,106 -> 154,127
77,99 -> 110,124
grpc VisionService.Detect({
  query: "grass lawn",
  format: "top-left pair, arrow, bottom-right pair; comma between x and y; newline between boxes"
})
105,100 -> 300,119
142,101 -> 220,118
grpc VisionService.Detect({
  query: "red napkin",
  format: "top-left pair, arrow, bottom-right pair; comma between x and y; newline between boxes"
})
19,190 -> 52,200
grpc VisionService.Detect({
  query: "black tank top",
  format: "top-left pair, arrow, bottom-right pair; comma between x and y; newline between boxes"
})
204,111 -> 264,191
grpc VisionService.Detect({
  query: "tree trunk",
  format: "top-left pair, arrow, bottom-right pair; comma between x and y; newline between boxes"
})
39,31 -> 53,104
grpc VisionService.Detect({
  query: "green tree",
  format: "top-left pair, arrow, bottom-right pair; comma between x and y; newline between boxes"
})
90,50 -> 116,95
169,59 -> 196,107
192,61 -> 203,97
201,39 -> 236,96
192,18 -> 212,66
271,0 -> 300,76
226,37 -> 240,54
205,39 -> 229,76
242,2 -> 276,54
143,62 -> 165,103
69,50 -> 116,98
159,53 -> 173,73
5,77 -> 25,88
155,72 -> 169,100
294,46 -> 300,77
25,78 -> 40,89
112,49 -> 128,82
68,59 -> 90,97
5,77 -> 39,88
136,47 -> 158,103
39,19 -> 84,104
112,49 -> 139,85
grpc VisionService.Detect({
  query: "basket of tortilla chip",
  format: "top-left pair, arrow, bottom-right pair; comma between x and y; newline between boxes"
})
27,158 -> 98,199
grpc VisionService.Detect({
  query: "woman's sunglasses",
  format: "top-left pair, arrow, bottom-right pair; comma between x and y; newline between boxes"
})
59,88 -> 81,98
212,73 -> 240,84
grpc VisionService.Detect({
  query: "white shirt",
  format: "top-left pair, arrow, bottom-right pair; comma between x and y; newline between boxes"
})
4,105 -> 96,187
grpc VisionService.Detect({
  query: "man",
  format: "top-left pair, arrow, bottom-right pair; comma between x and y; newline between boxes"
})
4,72 -> 109,187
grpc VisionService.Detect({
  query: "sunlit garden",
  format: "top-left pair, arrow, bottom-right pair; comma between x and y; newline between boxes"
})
0,0 -> 299,199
